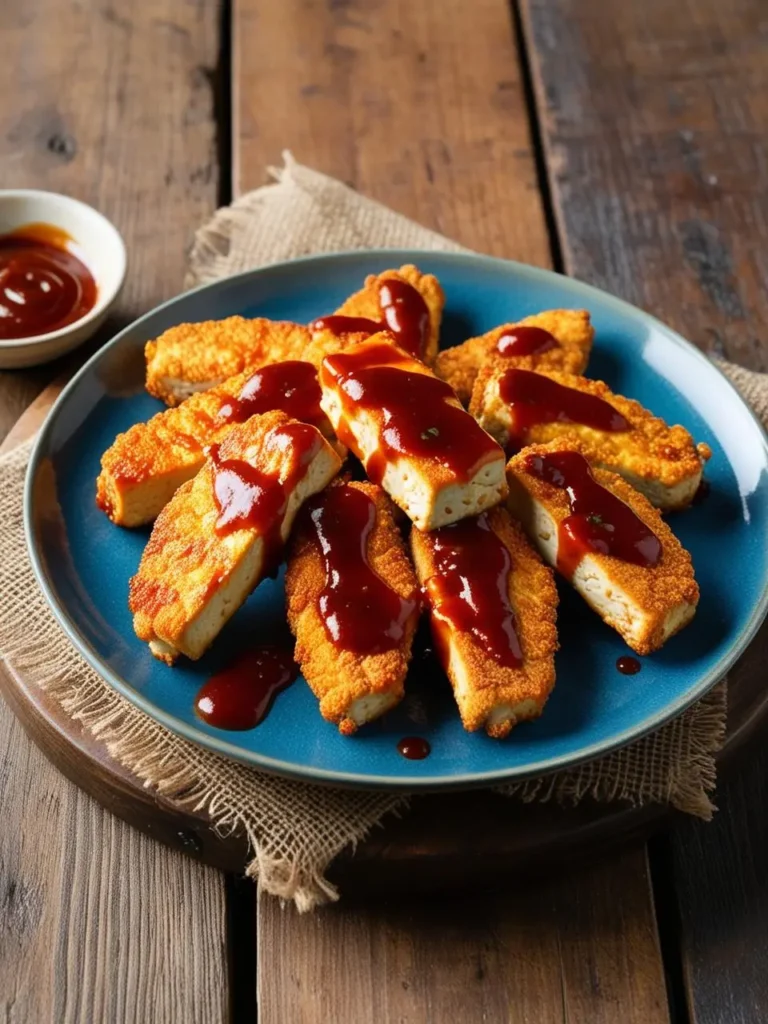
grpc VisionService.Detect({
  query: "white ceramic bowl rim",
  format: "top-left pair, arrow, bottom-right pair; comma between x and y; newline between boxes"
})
0,189 -> 127,348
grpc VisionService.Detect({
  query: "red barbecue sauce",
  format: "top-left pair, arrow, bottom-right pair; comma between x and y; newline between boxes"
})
425,513 -> 522,668
195,647 -> 298,730
496,325 -> 558,358
0,222 -> 97,339
311,314 -> 384,335
377,278 -> 430,359
397,736 -> 431,760
306,484 -> 417,653
217,361 -> 325,428
524,450 -> 662,578
616,656 -> 642,675
321,341 -> 501,485
500,369 -> 631,447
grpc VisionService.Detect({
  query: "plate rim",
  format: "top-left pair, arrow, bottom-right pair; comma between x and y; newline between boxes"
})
23,247 -> 768,789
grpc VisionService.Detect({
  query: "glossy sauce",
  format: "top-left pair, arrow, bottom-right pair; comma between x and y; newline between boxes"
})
217,361 -> 324,428
311,314 -> 384,335
500,369 -> 631,447
378,278 -> 430,359
195,647 -> 299,730
397,736 -> 431,760
322,342 -> 501,484
497,325 -> 558,357
0,222 -> 97,339
616,655 -> 641,675
306,484 -> 417,653
425,513 -> 522,667
525,450 -> 662,577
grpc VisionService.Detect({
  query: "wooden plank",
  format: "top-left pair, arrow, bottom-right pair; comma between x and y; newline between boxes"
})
521,0 -> 768,1018
234,0 -> 552,264
521,0 -> 768,369
257,847 -> 669,1024
0,1 -> 229,1019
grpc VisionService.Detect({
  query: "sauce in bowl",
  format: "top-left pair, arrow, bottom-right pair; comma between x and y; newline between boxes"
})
0,222 -> 97,339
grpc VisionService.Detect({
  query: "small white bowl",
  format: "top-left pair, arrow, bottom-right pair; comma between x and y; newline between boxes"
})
0,190 -> 127,368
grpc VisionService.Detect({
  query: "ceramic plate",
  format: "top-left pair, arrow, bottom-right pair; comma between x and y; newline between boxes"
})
25,250 -> 768,788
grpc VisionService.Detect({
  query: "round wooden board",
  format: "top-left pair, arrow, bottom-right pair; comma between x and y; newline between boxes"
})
4,385 -> 768,890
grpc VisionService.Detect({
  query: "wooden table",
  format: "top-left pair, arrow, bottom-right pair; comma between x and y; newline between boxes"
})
2,1 -> 767,1020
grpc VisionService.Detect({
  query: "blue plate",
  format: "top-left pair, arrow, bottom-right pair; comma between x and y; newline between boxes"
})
25,250 -> 768,788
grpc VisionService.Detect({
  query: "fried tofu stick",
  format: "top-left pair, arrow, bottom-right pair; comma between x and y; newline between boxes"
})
319,333 -> 508,530
506,442 -> 698,654
471,366 -> 711,510
285,480 -> 420,734
435,309 -> 594,405
129,411 -> 342,664
145,317 -> 314,405
98,361 -> 335,527
411,507 -> 558,738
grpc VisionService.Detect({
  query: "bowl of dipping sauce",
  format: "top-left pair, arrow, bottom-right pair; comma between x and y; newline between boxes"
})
0,190 -> 126,368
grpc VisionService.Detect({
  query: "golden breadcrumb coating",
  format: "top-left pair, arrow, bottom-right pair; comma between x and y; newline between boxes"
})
285,480 -> 420,735
332,264 -> 445,365
145,317 -> 313,405
411,506 -> 558,738
471,367 -> 711,510
97,363 -> 334,528
506,441 -> 699,654
129,410 -> 341,663
435,309 -> 594,404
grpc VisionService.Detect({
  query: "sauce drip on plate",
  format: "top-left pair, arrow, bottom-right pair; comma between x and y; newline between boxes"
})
0,222 -> 97,339
306,484 -> 417,653
195,646 -> 298,730
496,325 -> 558,358
397,736 -> 431,760
425,513 -> 523,667
500,368 -> 631,447
378,278 -> 430,359
525,450 -> 662,578
616,655 -> 641,675
217,361 -> 324,428
322,341 -> 501,485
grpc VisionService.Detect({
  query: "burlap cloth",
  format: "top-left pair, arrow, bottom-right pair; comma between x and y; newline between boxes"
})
3,154 -> 765,911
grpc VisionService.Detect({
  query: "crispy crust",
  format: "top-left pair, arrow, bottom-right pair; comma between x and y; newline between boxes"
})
506,441 -> 699,654
145,318 -> 314,405
411,506 -> 558,737
332,264 -> 445,365
471,367 -> 711,507
435,309 -> 594,405
129,410 -> 341,662
285,480 -> 420,735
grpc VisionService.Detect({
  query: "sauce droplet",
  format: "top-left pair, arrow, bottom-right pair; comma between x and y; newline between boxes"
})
525,450 -> 662,577
311,314 -> 384,335
397,736 -> 431,760
500,369 -> 631,448
305,484 -> 418,653
378,278 -> 430,359
425,513 -> 522,667
497,325 -> 558,357
616,655 -> 641,675
195,647 -> 299,730
217,361 -> 325,428
0,222 -> 97,339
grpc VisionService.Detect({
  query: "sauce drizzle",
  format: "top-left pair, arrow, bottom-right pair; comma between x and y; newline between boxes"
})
425,513 -> 523,667
497,325 -> 558,358
311,314 -> 384,335
217,361 -> 324,428
397,736 -> 431,760
525,450 -> 662,577
195,646 -> 298,730
616,655 -> 641,675
306,484 -> 417,653
0,222 -> 97,339
378,278 -> 430,359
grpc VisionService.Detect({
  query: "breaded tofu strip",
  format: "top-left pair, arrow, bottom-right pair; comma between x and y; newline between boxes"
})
98,361 -> 334,528
286,480 -> 420,735
471,366 -> 711,510
411,507 -> 558,738
129,411 -> 342,664
435,309 -> 594,405
506,442 -> 698,654
328,264 -> 444,365
145,317 -> 313,405
319,333 -> 507,530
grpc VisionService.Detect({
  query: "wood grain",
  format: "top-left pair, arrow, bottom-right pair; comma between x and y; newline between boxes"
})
0,0 -> 228,1019
234,0 -> 551,263
258,847 -> 669,1024
521,0 -> 768,369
